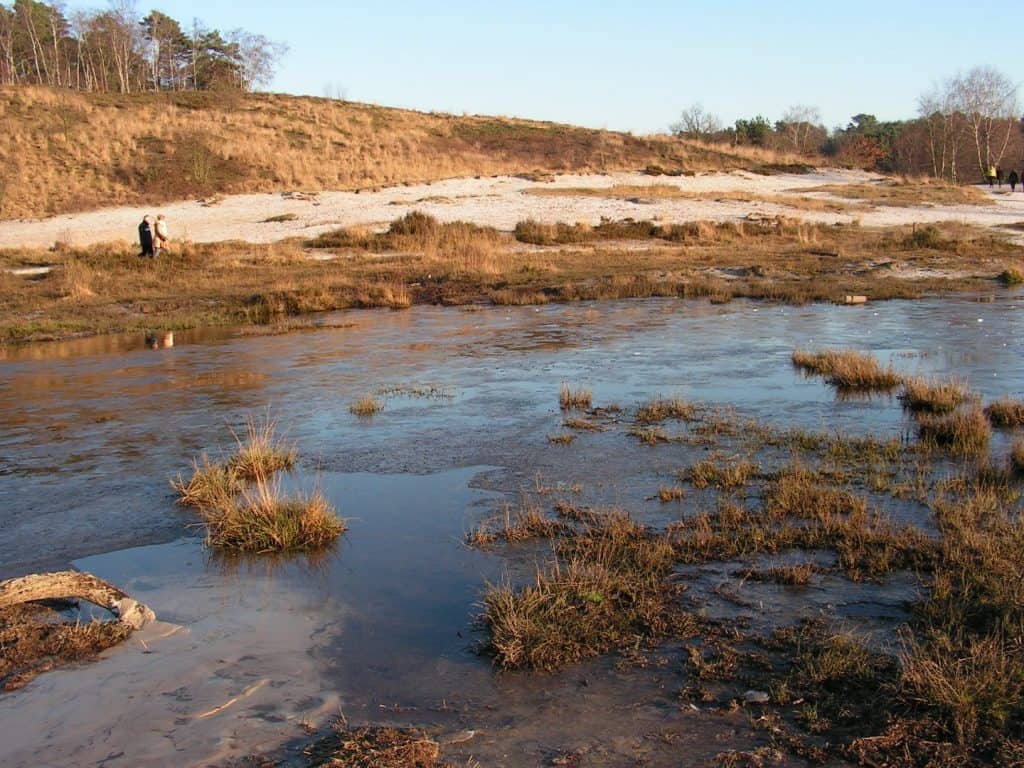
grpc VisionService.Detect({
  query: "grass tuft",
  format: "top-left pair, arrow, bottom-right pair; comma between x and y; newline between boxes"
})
171,453 -> 243,510
200,475 -> 344,553
900,376 -> 973,415
636,397 -> 696,424
984,397 -> 1024,427
559,383 -> 592,410
918,408 -> 991,454
226,415 -> 297,480
349,396 -> 384,417
792,348 -> 902,391
680,457 -> 758,490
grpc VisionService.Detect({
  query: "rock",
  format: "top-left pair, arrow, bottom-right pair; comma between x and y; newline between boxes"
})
742,689 -> 770,704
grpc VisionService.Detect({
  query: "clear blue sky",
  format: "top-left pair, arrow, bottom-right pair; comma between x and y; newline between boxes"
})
72,0 -> 1024,133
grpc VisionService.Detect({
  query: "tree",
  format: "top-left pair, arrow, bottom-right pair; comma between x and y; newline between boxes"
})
775,104 -> 822,154
950,66 -> 1019,178
670,102 -> 722,139
733,115 -> 772,146
226,28 -> 286,91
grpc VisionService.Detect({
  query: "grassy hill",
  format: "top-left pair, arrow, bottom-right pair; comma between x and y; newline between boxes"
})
0,87 -> 809,220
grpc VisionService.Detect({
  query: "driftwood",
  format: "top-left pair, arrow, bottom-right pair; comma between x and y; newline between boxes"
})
0,570 -> 155,630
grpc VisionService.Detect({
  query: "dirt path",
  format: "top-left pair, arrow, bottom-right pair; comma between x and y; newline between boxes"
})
3,169 -> 1023,249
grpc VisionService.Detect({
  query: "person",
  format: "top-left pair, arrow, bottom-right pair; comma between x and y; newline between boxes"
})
138,215 -> 154,257
1010,169 -> 1020,193
986,165 -> 997,188
996,166 -> 1004,188
153,214 -> 170,256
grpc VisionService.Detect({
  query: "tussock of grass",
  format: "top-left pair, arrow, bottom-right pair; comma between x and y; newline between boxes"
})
742,563 -> 816,586
562,417 -> 604,432
547,433 -> 576,445
792,348 -> 902,391
918,408 -> 991,454
171,453 -> 242,510
226,415 -> 296,480
303,724 -> 443,767
984,397 -> 1024,427
628,426 -> 670,445
481,512 -> 690,671
201,476 -> 344,553
900,376 -> 973,415
680,457 -> 758,490
467,500 -> 567,547
764,464 -> 867,519
657,485 -> 684,503
998,268 -> 1023,286
636,397 -> 696,424
559,383 -> 591,410
349,396 -> 383,417
806,178 -> 993,207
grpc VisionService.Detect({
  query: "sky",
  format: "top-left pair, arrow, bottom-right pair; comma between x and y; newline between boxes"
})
66,0 -> 1024,134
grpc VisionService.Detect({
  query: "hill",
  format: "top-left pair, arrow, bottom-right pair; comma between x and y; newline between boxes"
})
0,87 -> 810,220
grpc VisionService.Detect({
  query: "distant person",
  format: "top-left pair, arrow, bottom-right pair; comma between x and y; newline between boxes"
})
986,165 -> 997,188
154,214 -> 170,256
996,166 -> 1004,188
138,215 -> 154,258
1010,170 -> 1020,193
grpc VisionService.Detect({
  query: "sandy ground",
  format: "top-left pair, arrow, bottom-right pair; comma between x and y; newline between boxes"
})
2,169 -> 1024,250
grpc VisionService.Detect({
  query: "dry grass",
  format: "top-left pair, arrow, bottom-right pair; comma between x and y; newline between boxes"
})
2,217 -> 1019,344
200,475 -> 344,553
303,724 -> 444,768
562,417 -> 604,432
657,485 -> 685,502
0,86 -> 796,219
792,348 -> 902,391
900,376 -> 974,415
805,178 -> 993,207
680,457 -> 758,490
349,396 -> 384,417
171,453 -> 243,510
547,433 -> 576,445
0,603 -> 132,692
918,408 -> 992,454
226,415 -> 296,479
525,184 -> 868,213
984,397 -> 1024,427
636,397 -> 696,424
559,383 -> 592,410
467,500 -> 567,547
1012,441 -> 1024,473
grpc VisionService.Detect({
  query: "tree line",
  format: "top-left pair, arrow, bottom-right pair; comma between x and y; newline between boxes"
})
671,67 -> 1022,182
0,0 -> 286,93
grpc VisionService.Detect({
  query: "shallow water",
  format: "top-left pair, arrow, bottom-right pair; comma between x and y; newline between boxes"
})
0,293 -> 1022,765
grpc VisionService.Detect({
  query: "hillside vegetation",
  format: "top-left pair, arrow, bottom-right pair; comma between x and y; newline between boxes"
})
0,87 -> 811,220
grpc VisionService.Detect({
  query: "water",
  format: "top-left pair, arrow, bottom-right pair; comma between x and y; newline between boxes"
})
0,294 -> 1021,766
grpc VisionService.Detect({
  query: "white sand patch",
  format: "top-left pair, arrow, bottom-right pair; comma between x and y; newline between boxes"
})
2,170 -> 1023,249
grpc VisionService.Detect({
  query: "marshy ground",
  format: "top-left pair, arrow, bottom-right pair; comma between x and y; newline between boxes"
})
0,295 -> 1022,767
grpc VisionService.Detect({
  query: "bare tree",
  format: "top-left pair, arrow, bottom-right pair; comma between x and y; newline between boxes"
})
227,29 -> 286,91
918,82 -> 963,181
670,102 -> 723,139
778,104 -> 822,153
950,66 -> 1019,178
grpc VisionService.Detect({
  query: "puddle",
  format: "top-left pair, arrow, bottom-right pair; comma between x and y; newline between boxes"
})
1,295 -> 1022,765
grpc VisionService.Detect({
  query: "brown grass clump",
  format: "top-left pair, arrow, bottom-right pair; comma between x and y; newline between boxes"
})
0,603 -> 132,692
481,512 -> 689,671
547,433 -> 576,445
349,396 -> 384,417
983,397 -> 1024,427
303,724 -> 443,768
628,426 -> 670,445
657,485 -> 685,502
1012,441 -> 1024,473
680,457 -> 758,490
562,417 -> 604,432
170,453 -> 243,510
200,475 -> 344,553
225,414 -> 297,480
806,178 -> 993,207
636,397 -> 696,424
900,377 -> 973,415
764,464 -> 867,519
918,408 -> 991,454
792,348 -> 902,391
559,383 -> 592,410
467,500 -> 567,547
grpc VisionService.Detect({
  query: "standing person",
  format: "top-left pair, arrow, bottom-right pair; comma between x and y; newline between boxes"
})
138,215 -> 154,258
1010,169 -> 1020,193
986,165 -> 997,188
154,214 -> 170,257
996,166 -> 1004,188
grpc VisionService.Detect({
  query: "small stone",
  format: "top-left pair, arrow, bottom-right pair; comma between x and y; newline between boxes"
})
742,689 -> 770,704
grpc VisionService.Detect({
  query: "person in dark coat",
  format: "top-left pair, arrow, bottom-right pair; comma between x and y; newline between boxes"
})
1010,170 -> 1020,193
138,215 -> 154,257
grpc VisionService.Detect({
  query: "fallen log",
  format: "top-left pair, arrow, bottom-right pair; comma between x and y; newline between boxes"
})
0,571 -> 155,630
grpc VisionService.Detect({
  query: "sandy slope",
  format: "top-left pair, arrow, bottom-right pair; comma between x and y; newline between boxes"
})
1,169 -> 1023,249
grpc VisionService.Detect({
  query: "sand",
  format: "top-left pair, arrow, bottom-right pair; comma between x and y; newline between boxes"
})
1,169 -> 1023,250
